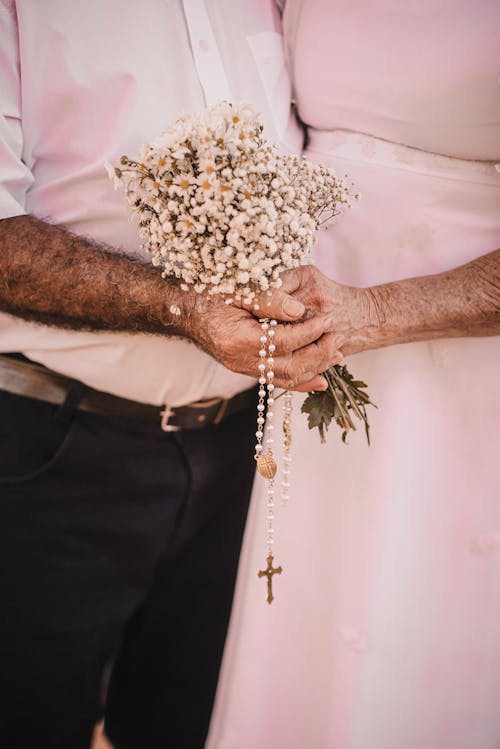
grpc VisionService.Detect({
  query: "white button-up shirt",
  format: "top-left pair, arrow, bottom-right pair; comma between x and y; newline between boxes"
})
0,0 -> 302,406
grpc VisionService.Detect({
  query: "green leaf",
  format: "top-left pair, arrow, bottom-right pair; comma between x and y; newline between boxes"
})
301,391 -> 335,443
302,365 -> 377,445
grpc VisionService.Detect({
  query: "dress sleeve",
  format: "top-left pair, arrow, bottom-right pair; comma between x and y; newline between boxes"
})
0,0 -> 33,220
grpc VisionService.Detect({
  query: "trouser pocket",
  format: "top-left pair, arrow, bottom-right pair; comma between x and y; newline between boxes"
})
0,390 -> 76,484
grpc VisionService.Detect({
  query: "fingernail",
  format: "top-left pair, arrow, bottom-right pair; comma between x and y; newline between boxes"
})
317,379 -> 328,391
283,298 -> 305,317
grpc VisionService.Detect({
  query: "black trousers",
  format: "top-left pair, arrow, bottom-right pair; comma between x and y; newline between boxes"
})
0,386 -> 257,749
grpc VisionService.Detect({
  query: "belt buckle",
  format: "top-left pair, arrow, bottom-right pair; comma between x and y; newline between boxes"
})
160,405 -> 180,432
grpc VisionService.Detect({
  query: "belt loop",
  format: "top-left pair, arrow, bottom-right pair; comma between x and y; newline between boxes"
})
56,380 -> 86,423
212,398 -> 229,425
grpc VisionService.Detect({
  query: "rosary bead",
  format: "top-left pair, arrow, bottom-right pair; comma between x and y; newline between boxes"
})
256,317 -> 294,594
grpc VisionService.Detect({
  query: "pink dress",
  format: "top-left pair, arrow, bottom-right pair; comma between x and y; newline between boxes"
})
208,2 -> 500,747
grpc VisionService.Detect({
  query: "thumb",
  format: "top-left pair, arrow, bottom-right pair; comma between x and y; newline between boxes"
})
253,289 -> 305,322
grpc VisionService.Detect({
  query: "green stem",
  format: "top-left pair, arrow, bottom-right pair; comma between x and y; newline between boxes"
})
328,366 -> 365,423
324,369 -> 356,432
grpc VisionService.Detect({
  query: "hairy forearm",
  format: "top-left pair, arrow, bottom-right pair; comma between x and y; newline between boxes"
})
0,215 -> 193,335
0,215 -> 345,390
359,249 -> 500,351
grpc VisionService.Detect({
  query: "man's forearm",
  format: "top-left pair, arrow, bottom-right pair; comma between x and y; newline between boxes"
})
0,215 -> 191,335
0,215 -> 347,391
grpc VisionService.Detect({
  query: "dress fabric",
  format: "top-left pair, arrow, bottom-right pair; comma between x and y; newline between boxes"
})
207,2 -> 500,748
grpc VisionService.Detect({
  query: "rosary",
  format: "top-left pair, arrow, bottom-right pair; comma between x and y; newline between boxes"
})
254,318 -> 293,604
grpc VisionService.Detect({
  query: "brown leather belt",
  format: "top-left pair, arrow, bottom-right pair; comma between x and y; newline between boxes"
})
0,355 -> 257,431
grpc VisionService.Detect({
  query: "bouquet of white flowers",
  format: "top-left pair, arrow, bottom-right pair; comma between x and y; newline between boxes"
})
106,101 -> 374,444
106,101 -> 349,300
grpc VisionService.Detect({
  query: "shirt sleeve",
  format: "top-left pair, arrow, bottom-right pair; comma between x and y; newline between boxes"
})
0,0 -> 33,220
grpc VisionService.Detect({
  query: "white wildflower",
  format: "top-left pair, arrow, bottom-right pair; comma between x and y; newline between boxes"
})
107,100 -> 353,302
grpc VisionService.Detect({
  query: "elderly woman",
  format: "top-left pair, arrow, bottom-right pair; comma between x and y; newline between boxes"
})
209,1 -> 500,748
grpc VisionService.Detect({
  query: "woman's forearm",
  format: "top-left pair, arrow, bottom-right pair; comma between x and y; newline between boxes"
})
278,250 -> 500,356
360,248 -> 500,352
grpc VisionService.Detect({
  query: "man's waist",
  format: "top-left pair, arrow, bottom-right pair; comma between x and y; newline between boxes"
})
0,354 -> 257,432
0,316 -> 255,405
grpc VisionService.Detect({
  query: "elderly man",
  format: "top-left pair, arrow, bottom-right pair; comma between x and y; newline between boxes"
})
0,1 -> 343,747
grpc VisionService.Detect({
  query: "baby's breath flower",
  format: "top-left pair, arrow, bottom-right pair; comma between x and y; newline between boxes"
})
107,100 -> 353,302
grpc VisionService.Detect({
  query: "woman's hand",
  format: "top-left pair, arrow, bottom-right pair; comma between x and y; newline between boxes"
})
253,248 -> 500,356
248,265 -> 383,355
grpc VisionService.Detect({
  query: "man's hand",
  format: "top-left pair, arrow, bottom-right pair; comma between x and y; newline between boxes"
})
187,290 -> 346,392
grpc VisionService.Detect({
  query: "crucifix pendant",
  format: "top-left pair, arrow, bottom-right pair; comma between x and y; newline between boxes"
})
258,553 -> 283,604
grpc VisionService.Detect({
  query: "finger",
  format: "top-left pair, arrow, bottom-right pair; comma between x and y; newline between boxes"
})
278,266 -> 308,295
272,332 -> 345,389
294,375 -> 328,392
272,317 -> 345,356
291,349 -> 343,392
251,287 -> 305,322
238,268 -> 308,321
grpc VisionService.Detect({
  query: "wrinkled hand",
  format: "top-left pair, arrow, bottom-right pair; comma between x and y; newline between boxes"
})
248,265 -> 384,357
187,289 -> 346,392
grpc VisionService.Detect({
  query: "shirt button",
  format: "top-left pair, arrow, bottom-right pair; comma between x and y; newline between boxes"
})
198,38 -> 209,52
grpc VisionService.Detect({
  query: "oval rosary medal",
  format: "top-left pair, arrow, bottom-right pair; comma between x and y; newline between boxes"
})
256,452 -> 277,480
